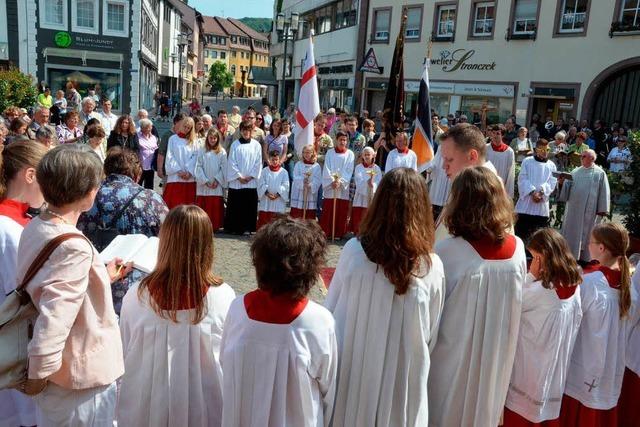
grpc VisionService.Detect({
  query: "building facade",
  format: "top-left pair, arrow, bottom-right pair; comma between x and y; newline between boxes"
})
202,16 -> 230,95
362,0 -> 640,127
214,16 -> 254,98
270,0 -> 366,111
228,18 -> 270,98
156,0 -> 182,106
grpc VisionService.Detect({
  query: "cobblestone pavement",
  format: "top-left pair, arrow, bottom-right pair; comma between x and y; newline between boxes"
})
212,232 -> 347,303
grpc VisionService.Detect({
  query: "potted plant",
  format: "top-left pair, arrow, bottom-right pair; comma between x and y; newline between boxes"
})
623,129 -> 640,254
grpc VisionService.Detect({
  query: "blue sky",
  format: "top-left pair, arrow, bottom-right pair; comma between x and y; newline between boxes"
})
188,0 -> 274,19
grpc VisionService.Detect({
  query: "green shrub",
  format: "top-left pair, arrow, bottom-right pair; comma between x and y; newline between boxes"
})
0,68 -> 38,113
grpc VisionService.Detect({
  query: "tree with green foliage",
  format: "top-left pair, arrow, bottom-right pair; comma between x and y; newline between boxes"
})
239,17 -> 273,33
0,68 -> 38,113
207,61 -> 234,94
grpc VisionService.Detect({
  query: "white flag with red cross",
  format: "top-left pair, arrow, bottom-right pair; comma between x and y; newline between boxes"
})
293,36 -> 320,157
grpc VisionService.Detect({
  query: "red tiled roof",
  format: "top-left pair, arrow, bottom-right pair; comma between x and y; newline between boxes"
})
203,16 -> 226,36
228,18 -> 269,42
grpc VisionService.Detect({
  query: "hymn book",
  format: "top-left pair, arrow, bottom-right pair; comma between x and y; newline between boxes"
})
99,234 -> 159,274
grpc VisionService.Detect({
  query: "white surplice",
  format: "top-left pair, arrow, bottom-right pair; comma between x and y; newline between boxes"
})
226,139 -> 263,190
505,275 -> 582,422
325,238 -> 445,427
352,164 -> 382,208
290,161 -> 322,210
428,236 -> 526,427
564,270 -> 628,410
515,156 -> 557,217
628,264 -> 640,376
165,135 -> 200,183
220,298 -> 337,427
385,148 -> 418,173
486,144 -> 516,197
426,151 -> 451,208
195,147 -> 227,197
322,149 -> 354,200
117,283 -> 236,427
0,216 -> 37,427
257,167 -> 290,213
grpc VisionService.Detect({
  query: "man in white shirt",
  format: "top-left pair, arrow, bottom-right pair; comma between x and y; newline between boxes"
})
607,136 -> 632,173
262,105 -> 273,128
99,99 -> 119,136
515,139 -> 557,242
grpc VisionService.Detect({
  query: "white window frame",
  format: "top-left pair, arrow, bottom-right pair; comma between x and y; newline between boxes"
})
437,5 -> 456,37
72,0 -> 99,34
620,0 -> 640,26
39,0 -> 68,31
405,6 -> 422,40
512,0 -> 538,34
559,0 -> 588,33
472,1 -> 495,37
102,0 -> 130,37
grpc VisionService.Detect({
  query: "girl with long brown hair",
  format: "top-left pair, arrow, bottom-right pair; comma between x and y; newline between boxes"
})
429,166 -> 527,427
118,205 -> 235,425
561,222 -> 632,426
195,128 -> 226,231
504,228 -> 583,426
163,117 -> 200,208
325,167 -> 445,426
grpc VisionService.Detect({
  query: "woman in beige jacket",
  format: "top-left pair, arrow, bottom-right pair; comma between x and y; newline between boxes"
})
16,144 -> 131,426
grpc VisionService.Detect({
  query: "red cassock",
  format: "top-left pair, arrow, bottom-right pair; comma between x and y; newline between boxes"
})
195,195 -> 224,231
162,182 -> 196,209
558,394 -> 617,427
319,198 -> 350,239
618,368 -> 640,426
502,407 -> 560,427
349,207 -> 367,235
289,207 -> 316,221
256,211 -> 279,230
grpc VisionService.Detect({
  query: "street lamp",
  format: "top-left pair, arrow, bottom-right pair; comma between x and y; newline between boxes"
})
176,32 -> 192,113
275,11 -> 299,114
170,53 -> 177,115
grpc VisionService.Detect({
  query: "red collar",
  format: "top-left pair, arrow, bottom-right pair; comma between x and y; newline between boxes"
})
303,159 -> 315,165
268,165 -> 281,172
583,261 -> 622,289
466,234 -> 517,260
362,161 -> 374,168
335,146 -> 347,154
397,147 -> 409,154
244,289 -> 309,324
0,199 -> 31,226
555,285 -> 578,299
491,142 -> 510,152
177,132 -> 187,138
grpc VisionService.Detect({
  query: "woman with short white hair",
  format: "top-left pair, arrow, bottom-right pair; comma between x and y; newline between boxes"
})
138,118 -> 158,189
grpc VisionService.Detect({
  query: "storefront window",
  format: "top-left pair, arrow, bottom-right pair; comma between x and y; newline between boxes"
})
48,67 -> 122,111
460,96 -> 512,125
430,94 -> 451,117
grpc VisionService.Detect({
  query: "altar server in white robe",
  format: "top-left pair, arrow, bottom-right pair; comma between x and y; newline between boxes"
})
425,149 -> 451,222
514,138 -> 557,243
319,131 -> 354,240
221,218 -> 337,427
435,123 -> 499,242
195,128 -> 227,231
118,206 -> 235,427
163,117 -> 200,208
256,150 -> 289,230
560,223 -> 632,426
385,131 -> 417,173
428,166 -> 526,427
289,144 -> 322,220
619,260 -> 640,423
349,147 -> 381,234
326,168 -> 445,427
556,149 -> 610,262
486,124 -> 516,198
0,141 -> 47,427
503,228 -> 583,426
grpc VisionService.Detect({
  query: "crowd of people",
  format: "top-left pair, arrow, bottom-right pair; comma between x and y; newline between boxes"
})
0,84 -> 639,427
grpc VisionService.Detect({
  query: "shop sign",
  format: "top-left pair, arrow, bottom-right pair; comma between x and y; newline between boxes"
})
430,81 -> 455,94
54,32 -> 72,48
74,35 -> 116,50
431,49 -> 496,72
455,83 -> 514,97
404,81 -> 420,92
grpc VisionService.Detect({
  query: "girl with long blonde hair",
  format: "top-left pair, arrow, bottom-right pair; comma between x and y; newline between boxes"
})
162,117 -> 200,208
195,128 -> 226,231
118,205 -> 235,425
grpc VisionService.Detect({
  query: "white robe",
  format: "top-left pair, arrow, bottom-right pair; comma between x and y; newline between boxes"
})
505,275 -> 582,422
426,151 -> 450,208
290,161 -> 322,210
0,215 -> 37,427
628,264 -> 640,376
195,147 -> 227,197
322,149 -> 354,201
558,166 -> 610,261
428,236 -> 526,427
226,139 -> 263,190
257,167 -> 290,213
117,283 -> 236,427
220,297 -> 337,427
325,238 -> 445,427
564,270 -> 628,410
385,148 -> 418,173
486,144 -> 516,198
515,156 -> 557,217
352,164 -> 382,209
165,135 -> 200,183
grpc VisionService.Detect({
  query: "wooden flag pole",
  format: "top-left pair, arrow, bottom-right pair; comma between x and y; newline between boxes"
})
331,194 -> 337,241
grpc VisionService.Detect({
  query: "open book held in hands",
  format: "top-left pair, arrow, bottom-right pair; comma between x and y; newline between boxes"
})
99,234 -> 159,274
552,171 -> 573,180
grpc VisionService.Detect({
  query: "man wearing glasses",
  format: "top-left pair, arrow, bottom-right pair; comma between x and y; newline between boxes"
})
557,149 -> 610,262
514,138 -> 557,242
